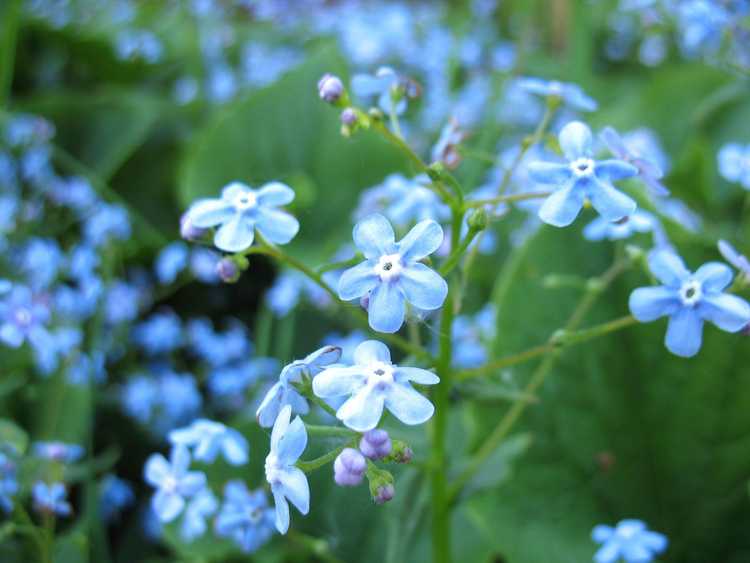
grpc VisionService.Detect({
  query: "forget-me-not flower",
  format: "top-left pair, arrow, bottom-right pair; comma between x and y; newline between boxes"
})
32,482 -> 72,517
99,474 -> 134,522
256,345 -> 341,428
180,488 -> 218,541
0,285 -> 51,350
583,210 -> 656,242
629,250 -> 750,357
601,126 -> 670,197
144,445 -> 207,523
155,242 -> 189,285
529,121 -> 638,227
32,441 -> 85,463
338,214 -> 448,333
313,340 -> 439,432
516,77 -> 598,111
215,480 -> 276,552
168,419 -> 249,466
186,181 -> 299,252
265,405 -> 309,534
717,142 -> 750,189
592,519 -> 668,563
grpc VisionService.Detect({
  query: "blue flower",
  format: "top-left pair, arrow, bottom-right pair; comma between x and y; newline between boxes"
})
144,445 -> 207,523
351,67 -> 407,115
186,181 -> 299,252
265,270 -> 332,317
32,482 -> 72,517
207,358 -> 278,408
0,285 -> 51,349
601,126 -> 670,197
592,519 -> 667,563
322,330 -> 368,364
529,121 -> 638,227
256,345 -> 341,428
18,238 -> 63,289
99,474 -> 134,522
32,441 -> 84,463
264,405 -> 309,534
516,77 -> 598,111
187,317 -> 253,367
155,242 -> 189,285
583,210 -> 656,241
132,310 -> 183,355
718,239 -> 750,280
104,281 -> 142,325
84,203 -> 131,247
180,488 -> 218,541
313,340 -> 439,432
338,214 -> 448,333
215,480 -> 276,552
717,142 -> 750,189
0,453 -> 18,513
354,174 -> 450,227
189,247 -> 222,284
168,419 -> 249,466
450,304 -> 497,369
629,250 -> 750,357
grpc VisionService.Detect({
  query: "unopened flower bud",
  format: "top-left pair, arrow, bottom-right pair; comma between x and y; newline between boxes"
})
180,213 -> 206,241
359,429 -> 392,460
333,448 -> 367,487
374,483 -> 394,505
467,208 -> 488,232
216,258 -> 239,283
384,440 -> 413,464
318,73 -> 344,104
340,108 -> 357,127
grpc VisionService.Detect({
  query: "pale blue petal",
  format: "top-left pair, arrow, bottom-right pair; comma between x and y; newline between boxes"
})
221,182 -> 250,200
256,383 -> 283,428
304,345 -> 342,369
398,263 -> 448,310
255,207 -> 299,245
648,250 -> 690,288
272,488 -> 290,534
368,282 -> 405,333
178,472 -> 206,496
559,121 -> 592,160
698,293 -> 750,332
384,382 -> 434,425
693,262 -> 733,293
277,466 -> 309,515
270,405 -> 292,452
171,445 -> 191,475
354,339 -> 391,365
257,182 -> 295,206
153,490 -> 184,522
0,324 -> 24,347
538,183 -> 585,227
214,214 -> 255,252
353,214 -> 395,260
594,541 -> 620,563
665,308 -> 703,357
600,127 -> 627,159
528,161 -> 572,185
313,366 -> 367,398
629,287 -> 681,322
144,454 -> 170,486
221,429 -> 249,465
338,261 -> 378,301
591,524 -> 614,543
188,198 -> 234,228
275,415 -> 307,465
351,73 -> 389,97
718,143 -> 744,182
640,531 -> 668,552
587,179 -> 636,222
337,386 -> 385,431
582,217 -> 610,241
596,159 -> 638,181
398,220 -> 444,262
394,366 -> 439,385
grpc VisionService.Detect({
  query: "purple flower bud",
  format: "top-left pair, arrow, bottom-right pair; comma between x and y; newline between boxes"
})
318,73 -> 344,104
216,258 -> 239,283
333,447 -> 367,487
180,213 -> 206,241
374,483 -> 394,504
340,108 -> 357,126
359,429 -> 392,460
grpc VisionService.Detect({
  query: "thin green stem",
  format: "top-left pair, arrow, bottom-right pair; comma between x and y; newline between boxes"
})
463,191 -> 551,209
317,255 -> 363,274
303,424 -> 357,438
456,343 -> 552,382
296,444 -> 348,473
389,104 -> 404,139
439,228 -> 480,276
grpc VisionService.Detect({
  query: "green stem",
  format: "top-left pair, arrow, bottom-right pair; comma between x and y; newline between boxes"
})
303,424 -> 357,438
463,191 -> 551,209
317,255 -> 363,274
439,228 -> 480,276
389,104 -> 403,139
296,445 -> 348,473
254,306 -> 274,357
0,0 -> 20,108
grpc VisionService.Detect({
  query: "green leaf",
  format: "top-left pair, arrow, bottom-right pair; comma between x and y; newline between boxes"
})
0,418 -> 28,455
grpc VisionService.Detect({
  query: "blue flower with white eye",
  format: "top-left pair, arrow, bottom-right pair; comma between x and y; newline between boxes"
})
313,340 -> 439,432
155,242 -> 189,285
583,210 -> 656,242
144,445 -> 207,523
529,121 -> 638,227
516,77 -> 598,111
256,345 -> 341,428
601,127 -> 670,197
32,441 -> 84,463
180,488 -> 218,541
168,419 -> 249,466
352,67 -> 406,115
186,181 -> 299,253
717,142 -> 750,189
0,285 -> 51,349
32,482 -> 72,517
215,480 -> 276,552
629,250 -> 750,357
264,405 -> 309,534
592,519 -> 667,563
718,239 -> 750,281
339,214 -> 448,333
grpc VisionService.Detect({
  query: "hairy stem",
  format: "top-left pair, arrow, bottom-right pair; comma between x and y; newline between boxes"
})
297,445 -> 348,473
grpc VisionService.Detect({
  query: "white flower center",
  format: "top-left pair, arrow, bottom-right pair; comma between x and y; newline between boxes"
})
233,191 -> 258,211
679,279 -> 702,307
571,158 -> 594,177
265,453 -> 282,484
14,307 -> 32,327
547,81 -> 563,95
375,253 -> 403,281
161,474 -> 178,493
367,361 -> 395,390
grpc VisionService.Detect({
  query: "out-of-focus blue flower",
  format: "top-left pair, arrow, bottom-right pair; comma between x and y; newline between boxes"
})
718,240 -> 750,280
132,310 -> 183,356
66,351 -> 107,385
652,197 -> 702,233
173,76 -> 199,105
215,480 -> 276,552
629,250 -> 750,357
84,203 -> 131,247
592,519 -> 667,563
0,453 -> 18,513
187,182 -> 299,252
18,238 -> 62,289
180,488 -> 218,541
189,247 -> 221,284
169,419 -> 249,466
431,118 -> 465,169
48,176 -> 97,212
265,270 -> 331,317
339,214 -> 447,333
68,244 -> 100,282
187,317 -> 252,367
32,482 -> 72,516
583,210 -> 656,241
0,285 -> 51,349
205,62 -> 238,104
352,67 -> 407,115
4,114 -> 54,147
241,42 -> 302,87
265,405 -> 309,534
20,145 -> 55,184
104,281 -> 142,325
122,370 -> 201,435
451,304 -> 496,369
516,77 -> 597,111
115,29 -> 163,63
322,330 -> 367,364
601,126 -> 670,197
529,121 -> 638,227
717,142 -> 750,189
144,445 -> 207,523
313,340 -> 439,432
676,0 -> 729,58
256,345 -> 341,428
355,174 -> 450,227
32,441 -> 84,463
207,358 -> 278,408
155,242 -> 189,285
99,474 -> 134,522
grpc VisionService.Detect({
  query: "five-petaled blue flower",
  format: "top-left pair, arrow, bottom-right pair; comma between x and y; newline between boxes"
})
629,250 -> 750,357
529,121 -> 638,227
32,482 -> 72,517
338,214 -> 448,333
144,445 -> 207,523
215,480 -> 276,552
186,181 -> 299,252
265,405 -> 309,534
592,519 -> 667,563
516,77 -> 598,111
168,419 -> 249,466
312,340 -> 439,432
256,345 -> 342,428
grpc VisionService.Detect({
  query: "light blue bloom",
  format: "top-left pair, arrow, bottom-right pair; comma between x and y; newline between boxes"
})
18,238 -> 63,289
338,214 -> 448,333
351,67 -> 407,115
256,345 -> 341,428
215,480 -> 276,552
155,242 -> 189,285
186,181 -> 299,252
718,239 -> 750,280
0,453 -> 18,513
189,247 -> 222,284
717,142 -> 750,189
104,281 -> 142,325
84,203 -> 131,247
583,210 -> 656,241
187,318 -> 253,367
322,330 -> 368,364
529,121 -> 638,227
652,197 -> 702,233
32,441 -> 84,463
132,310 -> 183,356
265,270 -> 331,317
629,250 -> 750,357
0,285 -> 51,349
516,77 -> 598,111
264,405 -> 309,534
313,340 -> 439,432
592,519 -> 667,563
354,174 -> 450,227
180,488 -> 217,541
168,419 -> 249,466
99,474 -> 134,522
451,304 -> 496,369
32,482 -> 71,517
601,127 -> 670,197
207,358 -> 278,408
144,445 -> 207,523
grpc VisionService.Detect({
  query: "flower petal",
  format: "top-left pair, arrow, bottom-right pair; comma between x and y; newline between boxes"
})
277,466 -> 309,515
591,524 -> 614,543
214,214 -> 255,252
527,162 -> 572,185
384,382 -> 435,425
596,159 -> 638,181
594,541 -> 620,563
188,198 -> 235,228
338,261 -> 379,301
354,339 -> 391,365
559,121 -> 593,160
153,490 -> 184,523
271,488 -> 290,534
665,308 -> 704,357
313,366 -> 367,398
270,405 -> 292,452
368,282 -> 405,333
538,183 -> 585,227
178,471 -> 207,497
629,287 -> 681,322
351,73 -> 389,98
398,263 -> 448,310
698,293 -> 750,332
587,179 -> 636,222
221,182 -> 250,200
693,262 -> 733,293
648,250 -> 689,288
144,454 -> 170,486
398,220 -> 444,262
353,214 -> 395,260
256,207 -> 299,245
256,383 -> 283,428
171,445 -> 191,475
337,386 -> 385,431
275,415 -> 307,465
394,366 -> 439,385
221,429 -> 249,465
257,182 -> 295,206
